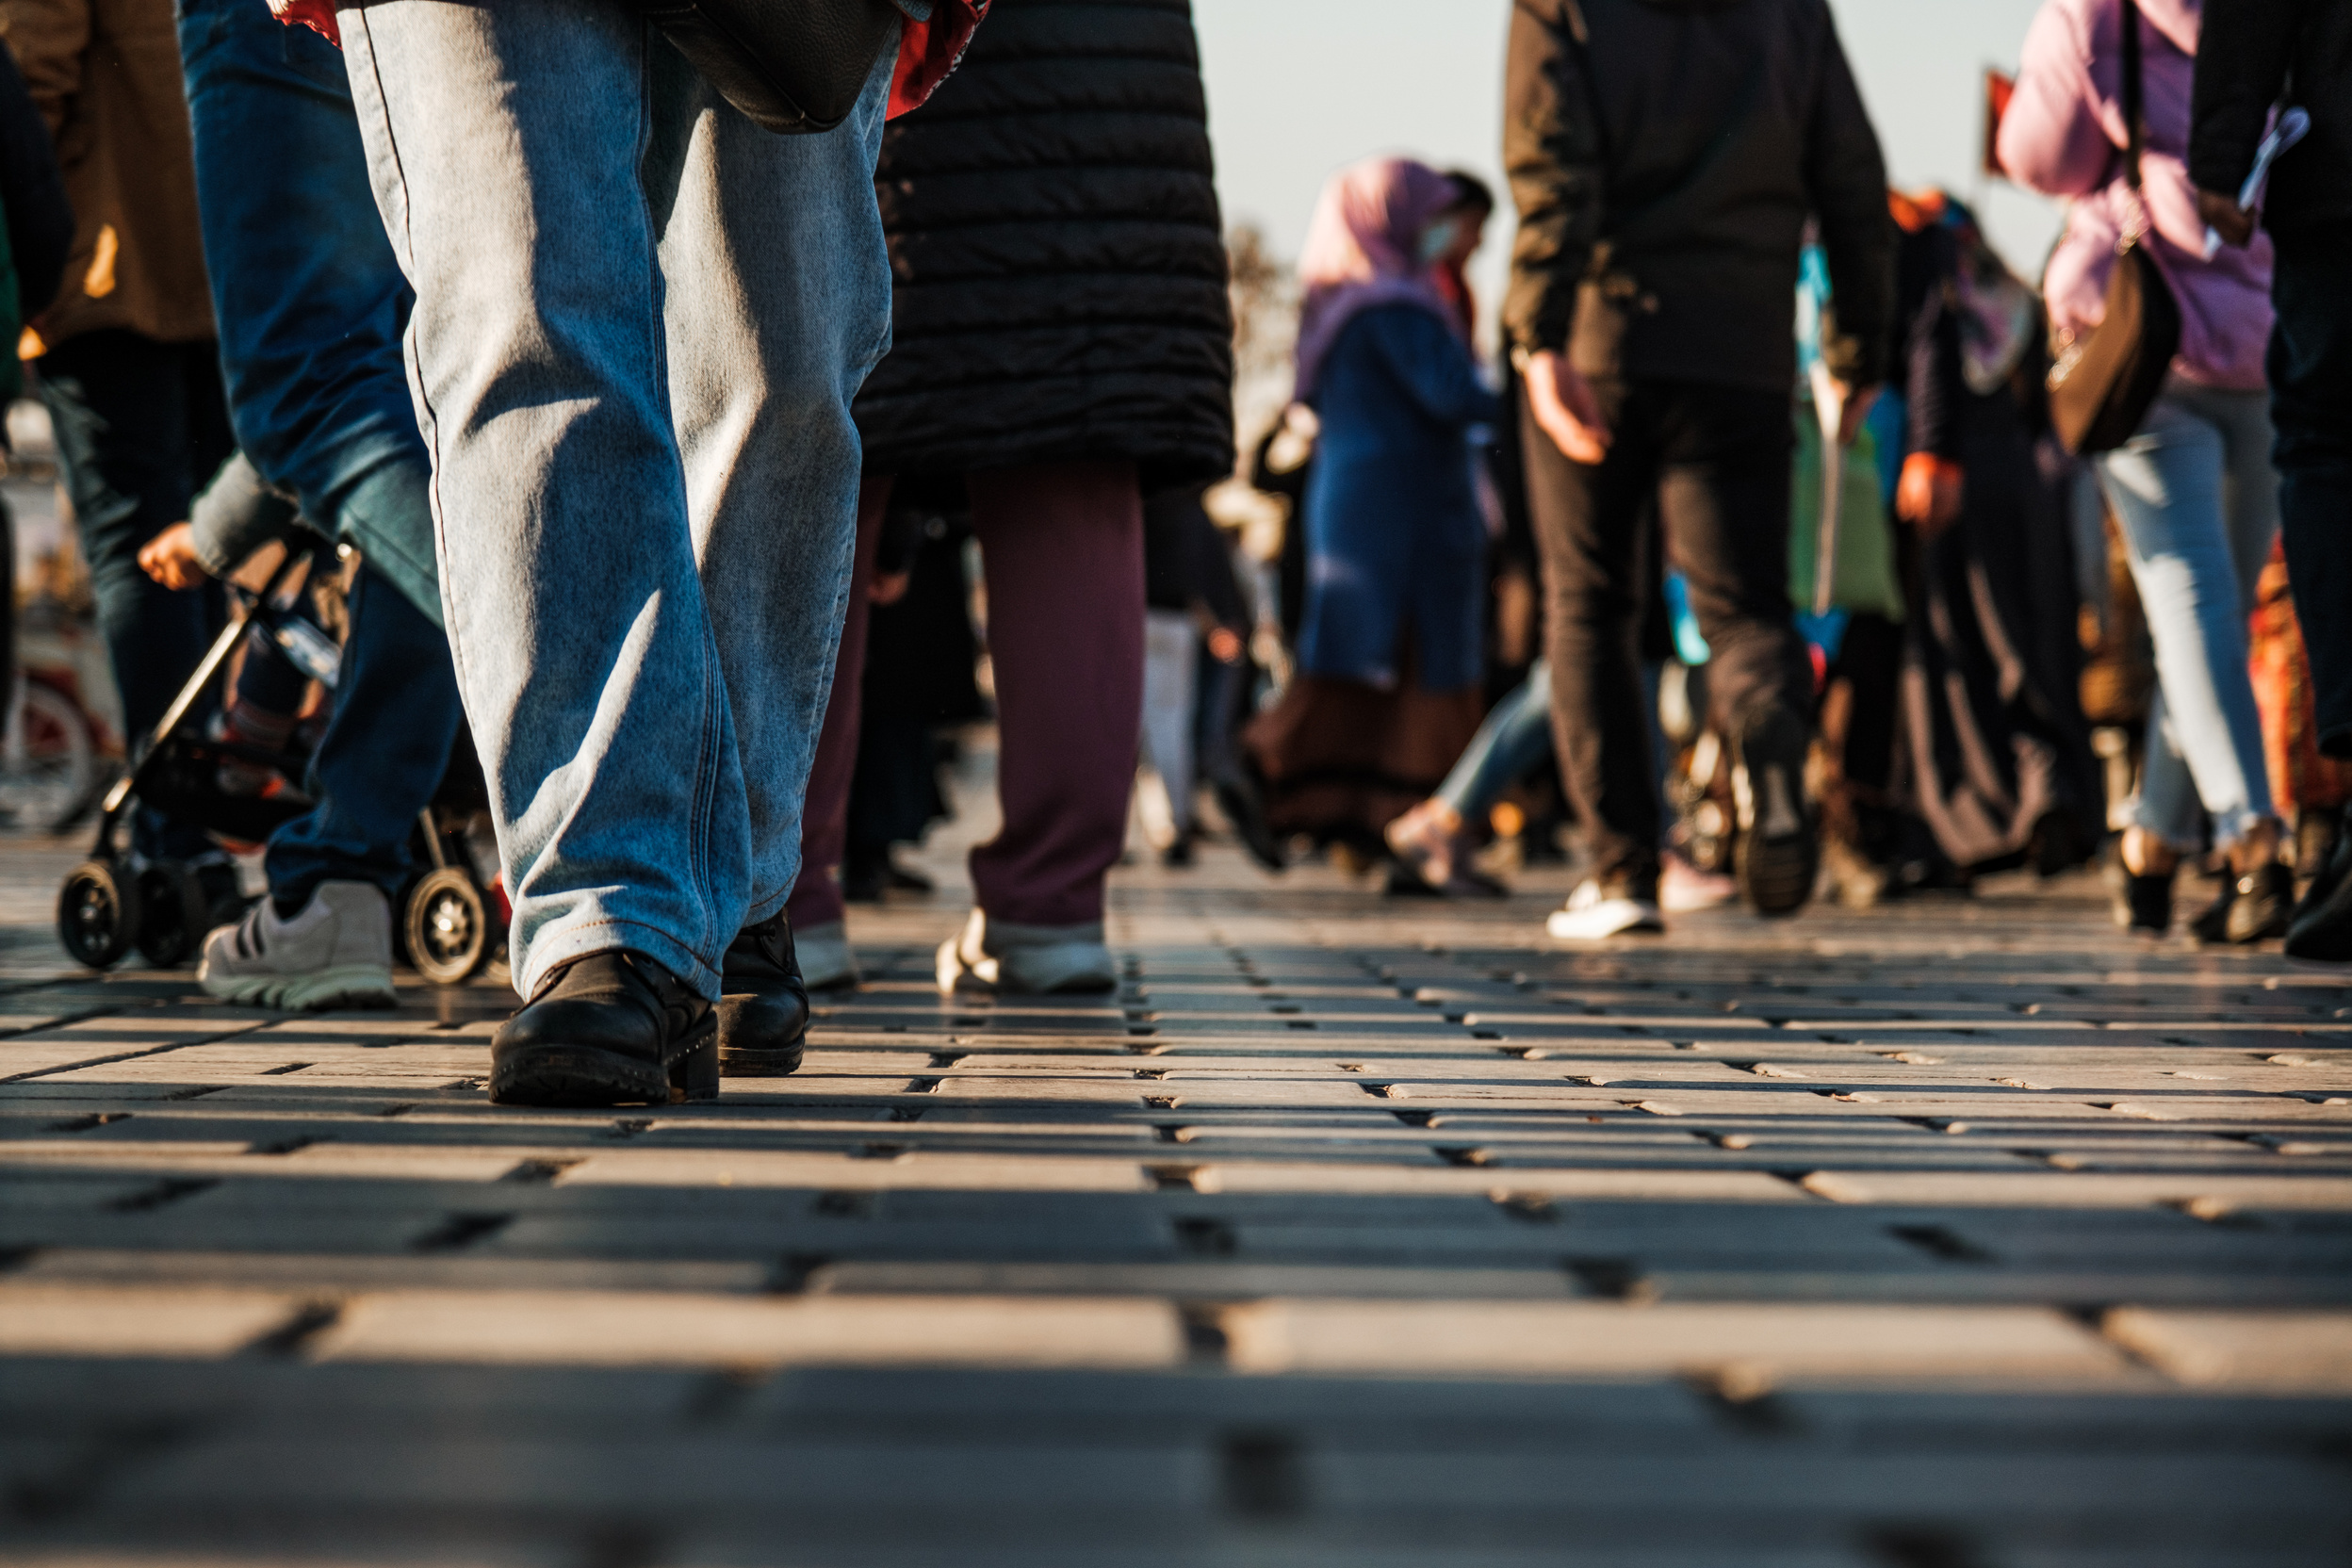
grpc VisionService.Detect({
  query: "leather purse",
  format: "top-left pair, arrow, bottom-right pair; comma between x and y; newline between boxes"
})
2048,0 -> 2181,456
635,0 -> 907,134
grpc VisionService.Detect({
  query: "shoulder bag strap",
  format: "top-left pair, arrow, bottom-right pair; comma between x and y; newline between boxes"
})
2118,0 -> 2149,243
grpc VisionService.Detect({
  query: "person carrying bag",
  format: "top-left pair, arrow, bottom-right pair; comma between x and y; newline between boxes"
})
2001,0 -> 2292,944
2044,0 -> 2182,455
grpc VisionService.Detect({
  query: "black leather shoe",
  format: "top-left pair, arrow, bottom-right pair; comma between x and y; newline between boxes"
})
1215,760 -> 1288,874
716,907 -> 808,1077
2101,839 -> 2173,936
2288,818 -> 2352,961
490,951 -> 715,1107
2194,861 -> 2293,944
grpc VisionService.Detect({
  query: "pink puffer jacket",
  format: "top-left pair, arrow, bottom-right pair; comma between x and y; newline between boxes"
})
1998,0 -> 2274,390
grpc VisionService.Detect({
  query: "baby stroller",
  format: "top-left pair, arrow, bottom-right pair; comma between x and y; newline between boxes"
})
53,539 -> 498,986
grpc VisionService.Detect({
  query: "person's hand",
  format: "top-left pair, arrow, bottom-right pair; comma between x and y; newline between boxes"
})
1833,381 -> 1879,447
2197,188 -> 2256,250
137,522 -> 210,591
1896,452 -> 1965,539
1205,625 -> 1244,664
1524,349 -> 1611,465
869,568 -> 911,606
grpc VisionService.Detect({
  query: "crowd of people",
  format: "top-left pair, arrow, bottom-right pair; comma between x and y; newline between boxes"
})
0,0 -> 2343,1110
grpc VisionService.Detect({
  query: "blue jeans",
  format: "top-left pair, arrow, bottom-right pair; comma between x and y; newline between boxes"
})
267,564 -> 466,909
2097,382 -> 2279,850
1436,662 -> 1554,821
177,0 -> 440,626
342,0 -> 896,999
179,0 -> 465,906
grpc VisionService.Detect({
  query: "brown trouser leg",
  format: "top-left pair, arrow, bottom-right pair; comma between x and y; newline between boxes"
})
966,460 -> 1145,926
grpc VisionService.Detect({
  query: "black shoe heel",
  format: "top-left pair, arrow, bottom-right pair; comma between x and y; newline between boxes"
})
669,1026 -> 719,1103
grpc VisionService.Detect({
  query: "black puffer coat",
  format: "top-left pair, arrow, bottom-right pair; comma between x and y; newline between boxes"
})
853,0 -> 1234,495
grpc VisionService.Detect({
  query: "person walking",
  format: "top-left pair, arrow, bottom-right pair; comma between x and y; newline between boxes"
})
1233,157 -> 1500,866
2002,0 -> 2290,943
1,0 -> 237,895
309,0 -> 979,1103
2189,0 -> 2352,957
137,0 -> 466,1011
789,0 -> 1233,999
1504,0 -> 1895,938
1880,189 -> 2102,887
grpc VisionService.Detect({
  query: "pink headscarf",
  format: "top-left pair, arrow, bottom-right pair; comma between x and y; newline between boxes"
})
1292,157 -> 1462,400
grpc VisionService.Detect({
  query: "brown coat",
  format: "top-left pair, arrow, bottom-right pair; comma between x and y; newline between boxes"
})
0,0 -> 210,349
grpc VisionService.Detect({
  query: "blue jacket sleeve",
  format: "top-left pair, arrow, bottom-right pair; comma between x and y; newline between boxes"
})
1363,306 -> 1504,429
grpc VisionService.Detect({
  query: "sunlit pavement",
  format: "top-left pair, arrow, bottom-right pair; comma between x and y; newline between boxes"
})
4,769 -> 2349,1566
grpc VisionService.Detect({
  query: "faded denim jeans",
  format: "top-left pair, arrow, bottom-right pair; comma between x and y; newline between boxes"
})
2096,381 -> 2279,851
342,0 -> 896,998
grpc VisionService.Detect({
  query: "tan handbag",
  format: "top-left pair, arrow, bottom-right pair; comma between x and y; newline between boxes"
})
2048,0 -> 2182,455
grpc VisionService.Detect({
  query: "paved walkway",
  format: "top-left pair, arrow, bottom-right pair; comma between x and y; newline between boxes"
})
4,792 -> 2350,1565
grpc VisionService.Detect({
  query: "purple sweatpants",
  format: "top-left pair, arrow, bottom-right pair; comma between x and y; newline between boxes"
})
788,459 -> 1144,930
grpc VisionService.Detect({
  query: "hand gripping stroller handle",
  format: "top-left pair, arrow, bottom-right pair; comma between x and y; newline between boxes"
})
97,542 -> 331,820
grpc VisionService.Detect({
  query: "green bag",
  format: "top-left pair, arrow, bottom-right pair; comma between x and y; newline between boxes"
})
1788,414 -> 1903,623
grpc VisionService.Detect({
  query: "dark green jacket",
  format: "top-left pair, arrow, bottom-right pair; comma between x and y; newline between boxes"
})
1504,0 -> 1895,391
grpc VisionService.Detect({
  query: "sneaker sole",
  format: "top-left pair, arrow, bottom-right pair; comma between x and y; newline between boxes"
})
200,964 -> 398,1013
1736,829 -> 1818,917
1733,710 -> 1817,918
491,1019 -> 718,1107
1546,909 -> 1665,940
937,937 -> 1119,996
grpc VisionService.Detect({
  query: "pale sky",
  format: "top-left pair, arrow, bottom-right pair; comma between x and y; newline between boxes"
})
1194,0 -> 2064,344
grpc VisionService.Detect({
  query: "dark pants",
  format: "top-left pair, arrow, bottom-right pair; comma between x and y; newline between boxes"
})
265,564 -> 466,911
785,476 -> 889,932
1525,378 -> 1808,884
2270,220 -> 2352,760
789,461 -> 1144,932
38,330 -> 235,859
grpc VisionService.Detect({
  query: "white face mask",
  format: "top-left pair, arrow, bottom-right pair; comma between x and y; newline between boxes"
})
1416,217 -> 1461,267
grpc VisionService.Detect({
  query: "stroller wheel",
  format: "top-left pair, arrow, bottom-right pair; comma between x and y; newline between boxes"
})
57,858 -> 143,971
405,866 -> 488,986
134,861 -> 214,970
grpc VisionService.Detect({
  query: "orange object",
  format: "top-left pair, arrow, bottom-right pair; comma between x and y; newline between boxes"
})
2249,538 -> 2352,815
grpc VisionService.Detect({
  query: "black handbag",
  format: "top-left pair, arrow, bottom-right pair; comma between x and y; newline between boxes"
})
2048,0 -> 2182,456
636,0 -> 909,134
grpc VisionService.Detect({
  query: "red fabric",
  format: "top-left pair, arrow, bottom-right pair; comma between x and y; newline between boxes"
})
890,1 -> 988,119
266,0 -> 985,118
786,476 -> 892,931
269,0 -> 338,44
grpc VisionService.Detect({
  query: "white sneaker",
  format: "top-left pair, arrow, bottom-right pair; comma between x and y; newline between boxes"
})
198,882 -> 397,1011
794,919 -> 862,990
1545,879 -> 1665,940
936,908 -> 1117,995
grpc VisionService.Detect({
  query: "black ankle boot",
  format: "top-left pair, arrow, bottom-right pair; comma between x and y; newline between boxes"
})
2289,814 -> 2352,961
2101,839 -> 2173,935
490,951 -> 714,1107
717,908 -> 808,1077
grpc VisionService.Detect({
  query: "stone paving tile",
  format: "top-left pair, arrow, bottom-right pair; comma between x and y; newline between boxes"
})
3,823 -> 2350,1561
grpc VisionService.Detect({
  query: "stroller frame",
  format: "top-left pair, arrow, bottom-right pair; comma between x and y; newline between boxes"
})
54,541 -> 497,986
